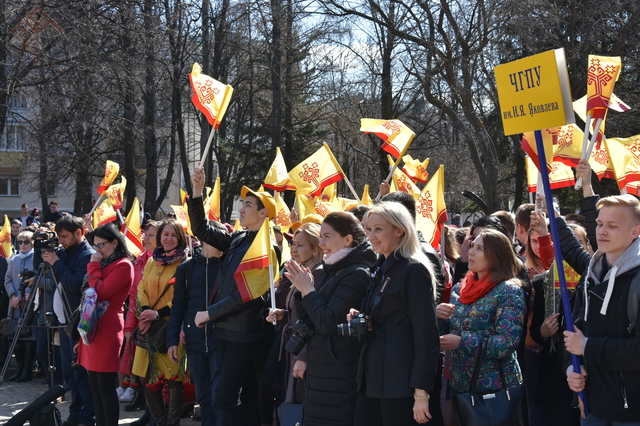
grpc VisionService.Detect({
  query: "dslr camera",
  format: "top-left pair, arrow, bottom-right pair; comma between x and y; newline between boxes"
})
337,313 -> 368,340
285,319 -> 315,356
19,269 -> 36,293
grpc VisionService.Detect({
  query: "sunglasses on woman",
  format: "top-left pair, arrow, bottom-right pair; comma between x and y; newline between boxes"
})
17,240 -> 31,245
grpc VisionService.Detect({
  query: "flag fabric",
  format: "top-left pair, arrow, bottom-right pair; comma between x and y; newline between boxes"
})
415,166 -> 448,249
180,188 -> 188,206
526,157 -> 576,192
233,218 -> 242,232
388,155 -> 421,199
310,197 -> 340,218
295,191 -> 312,219
234,218 -> 278,302
554,261 -> 581,290
521,131 -> 554,171
104,177 -> 126,210
604,135 -> 640,190
321,183 -> 337,204
361,185 -> 374,207
360,118 -> 415,159
402,155 -> 429,183
205,177 -> 221,221
122,197 -> 143,257
589,142 -> 616,180
171,205 -> 191,233
93,199 -> 117,228
574,94 -> 608,150
264,147 -> 293,191
97,160 -> 120,195
339,197 -> 358,212
288,145 -> 345,198
189,63 -> 233,129
586,55 -> 622,119
274,192 -> 292,232
0,215 -> 12,258
548,124 -> 585,168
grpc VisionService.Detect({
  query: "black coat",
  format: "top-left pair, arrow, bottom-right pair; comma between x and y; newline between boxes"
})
358,252 -> 440,398
299,242 -> 376,426
167,255 -> 220,353
187,196 -> 279,343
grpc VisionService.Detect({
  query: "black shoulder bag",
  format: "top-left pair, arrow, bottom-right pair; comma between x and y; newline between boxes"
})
132,284 -> 173,354
451,337 -> 529,426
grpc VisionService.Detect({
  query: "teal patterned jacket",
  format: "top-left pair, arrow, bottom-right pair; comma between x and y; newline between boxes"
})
440,280 -> 525,393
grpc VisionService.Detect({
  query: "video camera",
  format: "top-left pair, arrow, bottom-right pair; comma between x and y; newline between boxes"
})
33,230 -> 58,251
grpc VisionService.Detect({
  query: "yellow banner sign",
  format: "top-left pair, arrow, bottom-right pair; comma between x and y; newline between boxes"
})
494,49 -> 574,135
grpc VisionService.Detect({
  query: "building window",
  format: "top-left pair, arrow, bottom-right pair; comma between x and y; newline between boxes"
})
1,125 -> 26,151
0,178 -> 20,196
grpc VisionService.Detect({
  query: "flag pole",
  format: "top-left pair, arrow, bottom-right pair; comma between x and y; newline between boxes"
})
200,125 -> 216,166
269,263 -> 277,327
575,117 -> 603,190
88,192 -> 107,216
534,129 -> 588,418
323,143 -> 361,203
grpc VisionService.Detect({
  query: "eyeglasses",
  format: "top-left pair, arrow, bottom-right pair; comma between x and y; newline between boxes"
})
93,242 -> 108,249
17,240 -> 31,245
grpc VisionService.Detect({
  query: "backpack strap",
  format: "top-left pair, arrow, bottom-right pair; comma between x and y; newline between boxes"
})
626,269 -> 640,334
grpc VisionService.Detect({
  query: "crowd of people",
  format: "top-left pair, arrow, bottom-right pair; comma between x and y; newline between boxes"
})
2,158 -> 640,426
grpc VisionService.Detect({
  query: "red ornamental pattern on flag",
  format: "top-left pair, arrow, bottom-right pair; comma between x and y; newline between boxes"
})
189,63 -> 233,129
97,160 -> 119,195
604,135 -> 640,189
554,261 -> 580,290
586,56 -> 621,119
415,165 -> 447,249
288,145 -> 345,198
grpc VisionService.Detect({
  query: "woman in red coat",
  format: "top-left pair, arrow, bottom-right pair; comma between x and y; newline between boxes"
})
77,224 -> 134,426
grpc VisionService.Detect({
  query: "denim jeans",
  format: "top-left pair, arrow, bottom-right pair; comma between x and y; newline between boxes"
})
188,350 -> 227,426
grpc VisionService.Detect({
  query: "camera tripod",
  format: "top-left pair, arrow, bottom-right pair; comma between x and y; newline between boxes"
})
0,259 -> 72,387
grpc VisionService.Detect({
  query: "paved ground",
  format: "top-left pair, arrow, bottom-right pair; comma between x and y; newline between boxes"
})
0,362 -> 200,425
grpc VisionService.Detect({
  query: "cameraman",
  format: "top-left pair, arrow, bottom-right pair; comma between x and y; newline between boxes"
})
42,214 -> 95,426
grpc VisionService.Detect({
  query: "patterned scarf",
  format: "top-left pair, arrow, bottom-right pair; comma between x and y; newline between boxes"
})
153,247 -> 186,266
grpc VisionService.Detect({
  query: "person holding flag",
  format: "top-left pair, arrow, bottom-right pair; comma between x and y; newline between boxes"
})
189,166 -> 280,426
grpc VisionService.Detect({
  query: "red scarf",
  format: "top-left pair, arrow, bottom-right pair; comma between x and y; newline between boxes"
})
459,272 -> 499,304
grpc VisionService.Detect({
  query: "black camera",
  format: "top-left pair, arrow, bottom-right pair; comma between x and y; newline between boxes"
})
19,269 -> 36,292
337,313 -> 368,339
285,319 -> 315,356
34,231 -> 58,251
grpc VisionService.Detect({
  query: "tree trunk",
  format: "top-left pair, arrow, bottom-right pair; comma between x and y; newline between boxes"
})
270,0 -> 283,152
143,0 -> 158,215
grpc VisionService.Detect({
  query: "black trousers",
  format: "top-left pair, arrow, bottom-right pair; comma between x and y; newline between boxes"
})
86,370 -> 119,426
217,338 -> 260,426
354,392 -> 420,426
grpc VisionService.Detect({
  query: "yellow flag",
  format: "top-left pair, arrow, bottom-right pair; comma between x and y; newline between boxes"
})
321,183 -> 337,204
233,218 -> 242,232
274,192 -> 292,232
360,118 -> 415,159
123,197 -> 143,257
586,55 -> 622,119
180,188 -> 188,206
234,219 -> 278,302
295,191 -> 313,219
93,198 -> 117,228
288,144 -> 345,198
171,205 -> 192,234
338,197 -> 358,211
521,130 -> 555,171
0,215 -> 12,258
604,135 -> 640,190
547,124 -> 585,168
310,196 -> 340,218
104,177 -> 126,210
402,155 -> 429,183
415,166 -> 447,249
526,157 -> 576,193
189,63 -> 233,129
388,155 -> 421,199
264,147 -> 293,191
204,177 -> 221,221
361,185 -> 373,207
97,160 -> 119,195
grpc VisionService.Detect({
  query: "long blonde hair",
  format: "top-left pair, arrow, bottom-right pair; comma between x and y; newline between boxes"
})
366,202 -> 436,297
293,223 -> 323,269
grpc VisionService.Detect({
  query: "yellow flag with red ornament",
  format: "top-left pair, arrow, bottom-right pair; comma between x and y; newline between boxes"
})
586,55 -> 622,120
288,145 -> 345,198
526,157 -> 575,192
189,63 -> 233,129
0,215 -> 12,258
360,118 -> 415,159
171,205 -> 192,234
204,177 -> 221,221
264,147 -> 293,191
388,155 -> 421,199
93,199 -> 117,228
415,166 -> 447,249
234,218 -> 279,302
97,160 -> 119,195
274,192 -> 292,232
604,135 -> 640,190
122,197 -> 143,257
105,177 -> 126,210
402,155 -> 429,183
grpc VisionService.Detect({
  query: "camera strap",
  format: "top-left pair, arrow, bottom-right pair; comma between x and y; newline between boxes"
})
372,259 -> 406,310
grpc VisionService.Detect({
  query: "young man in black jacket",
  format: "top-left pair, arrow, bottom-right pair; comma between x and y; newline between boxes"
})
564,195 -> 640,425
189,166 -> 279,426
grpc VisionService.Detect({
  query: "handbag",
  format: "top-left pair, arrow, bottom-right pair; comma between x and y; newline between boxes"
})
65,310 -> 81,341
1,308 -> 32,338
132,283 -> 173,354
451,338 -> 529,426
277,380 -> 303,426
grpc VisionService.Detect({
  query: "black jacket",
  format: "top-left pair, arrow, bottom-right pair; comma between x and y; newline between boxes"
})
167,255 -> 220,353
187,196 -> 278,343
578,195 -> 600,251
359,252 -> 440,399
299,241 -> 376,426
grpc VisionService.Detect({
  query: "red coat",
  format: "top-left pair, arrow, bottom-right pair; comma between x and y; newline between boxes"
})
78,257 -> 134,372
124,251 -> 152,333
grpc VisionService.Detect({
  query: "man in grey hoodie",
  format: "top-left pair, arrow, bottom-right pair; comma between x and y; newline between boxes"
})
564,194 -> 640,425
